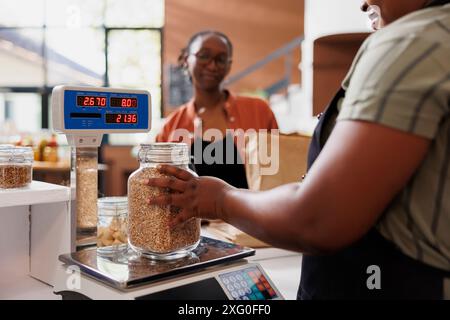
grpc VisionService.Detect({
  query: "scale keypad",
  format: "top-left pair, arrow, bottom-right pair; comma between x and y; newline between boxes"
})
219,267 -> 278,300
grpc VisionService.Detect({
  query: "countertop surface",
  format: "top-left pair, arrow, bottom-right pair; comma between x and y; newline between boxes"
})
2,231 -> 302,300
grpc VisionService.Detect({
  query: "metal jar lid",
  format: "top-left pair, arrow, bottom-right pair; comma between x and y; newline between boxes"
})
98,196 -> 128,216
0,146 -> 33,164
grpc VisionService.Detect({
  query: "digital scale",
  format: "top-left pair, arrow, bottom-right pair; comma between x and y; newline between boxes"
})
50,85 -> 283,300
53,237 -> 283,300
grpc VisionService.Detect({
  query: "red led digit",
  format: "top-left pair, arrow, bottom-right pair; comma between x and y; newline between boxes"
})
96,97 -> 106,106
121,99 -> 126,107
83,97 -> 90,106
131,114 -> 137,123
132,99 -> 137,107
116,114 -> 121,123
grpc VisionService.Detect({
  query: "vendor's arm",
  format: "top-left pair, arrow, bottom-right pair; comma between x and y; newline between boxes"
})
147,120 -> 430,254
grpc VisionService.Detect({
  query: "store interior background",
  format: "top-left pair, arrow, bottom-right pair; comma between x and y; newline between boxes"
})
0,0 -> 371,196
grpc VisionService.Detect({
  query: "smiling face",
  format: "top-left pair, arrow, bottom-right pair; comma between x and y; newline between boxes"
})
186,34 -> 232,92
361,0 -> 430,29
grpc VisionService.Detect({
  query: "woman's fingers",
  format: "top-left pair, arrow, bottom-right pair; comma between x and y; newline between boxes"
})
143,176 -> 186,192
158,164 -> 193,181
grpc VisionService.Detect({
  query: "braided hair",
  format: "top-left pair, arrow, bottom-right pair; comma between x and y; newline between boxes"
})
177,30 -> 233,68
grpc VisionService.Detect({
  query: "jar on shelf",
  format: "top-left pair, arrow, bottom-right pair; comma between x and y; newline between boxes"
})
97,197 -> 128,255
127,143 -> 200,260
0,146 -> 33,189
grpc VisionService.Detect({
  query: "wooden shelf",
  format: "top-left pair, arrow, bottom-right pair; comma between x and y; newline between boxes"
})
33,161 -> 70,172
33,161 -> 107,171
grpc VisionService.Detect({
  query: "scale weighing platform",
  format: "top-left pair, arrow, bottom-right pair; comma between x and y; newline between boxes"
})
53,237 -> 283,300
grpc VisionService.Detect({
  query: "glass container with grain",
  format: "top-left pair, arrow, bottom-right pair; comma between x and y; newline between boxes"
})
128,143 -> 200,260
0,146 -> 33,189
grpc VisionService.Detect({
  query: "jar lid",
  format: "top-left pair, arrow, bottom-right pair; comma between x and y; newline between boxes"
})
0,146 -> 33,164
138,143 -> 189,165
98,196 -> 128,216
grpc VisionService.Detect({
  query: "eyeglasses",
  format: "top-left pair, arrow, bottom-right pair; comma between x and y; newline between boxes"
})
191,52 -> 231,69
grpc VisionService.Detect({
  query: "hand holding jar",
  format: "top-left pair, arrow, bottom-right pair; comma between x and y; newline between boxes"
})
128,143 -> 204,260
144,165 -> 234,226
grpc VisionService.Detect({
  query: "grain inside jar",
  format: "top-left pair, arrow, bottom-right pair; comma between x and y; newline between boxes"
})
128,167 -> 200,255
0,164 -> 32,188
75,148 -> 98,230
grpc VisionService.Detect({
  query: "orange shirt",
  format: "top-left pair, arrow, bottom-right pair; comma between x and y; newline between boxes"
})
156,93 -> 278,143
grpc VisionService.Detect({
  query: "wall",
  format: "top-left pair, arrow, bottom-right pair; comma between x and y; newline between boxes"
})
305,0 -> 370,40
164,0 -> 303,106
302,0 -> 371,116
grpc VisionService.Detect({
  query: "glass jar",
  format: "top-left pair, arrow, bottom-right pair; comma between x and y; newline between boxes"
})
128,143 -> 200,260
75,147 -> 98,231
0,146 -> 33,189
97,197 -> 128,255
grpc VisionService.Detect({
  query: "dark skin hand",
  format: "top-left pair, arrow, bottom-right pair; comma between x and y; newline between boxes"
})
144,120 -> 430,254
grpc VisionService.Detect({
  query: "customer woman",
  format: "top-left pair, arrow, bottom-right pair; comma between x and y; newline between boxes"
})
148,0 -> 450,299
157,30 -> 278,188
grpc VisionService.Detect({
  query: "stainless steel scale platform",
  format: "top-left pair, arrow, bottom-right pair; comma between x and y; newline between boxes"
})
53,237 -> 284,300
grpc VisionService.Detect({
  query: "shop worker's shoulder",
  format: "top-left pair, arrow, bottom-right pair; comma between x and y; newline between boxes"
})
165,103 -> 190,122
234,95 -> 270,111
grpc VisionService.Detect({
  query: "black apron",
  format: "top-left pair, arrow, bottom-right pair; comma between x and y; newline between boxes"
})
299,2 -> 450,299
190,135 -> 248,189
298,87 -> 450,299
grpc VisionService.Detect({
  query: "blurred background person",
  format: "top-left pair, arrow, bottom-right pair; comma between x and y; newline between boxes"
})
156,30 -> 278,189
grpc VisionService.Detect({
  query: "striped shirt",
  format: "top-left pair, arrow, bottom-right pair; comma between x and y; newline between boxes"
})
337,3 -> 450,275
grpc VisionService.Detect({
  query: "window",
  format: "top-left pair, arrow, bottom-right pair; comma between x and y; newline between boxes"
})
0,92 -> 41,136
0,0 -> 163,145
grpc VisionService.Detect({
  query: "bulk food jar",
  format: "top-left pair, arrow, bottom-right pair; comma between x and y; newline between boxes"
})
97,197 -> 128,255
0,146 -> 33,189
128,143 -> 200,260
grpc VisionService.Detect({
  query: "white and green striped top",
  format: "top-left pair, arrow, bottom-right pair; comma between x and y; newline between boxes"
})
338,3 -> 450,278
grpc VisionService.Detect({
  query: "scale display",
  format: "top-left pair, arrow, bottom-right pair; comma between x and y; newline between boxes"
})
110,97 -> 138,108
105,113 -> 138,124
60,88 -> 150,131
77,95 -> 107,107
